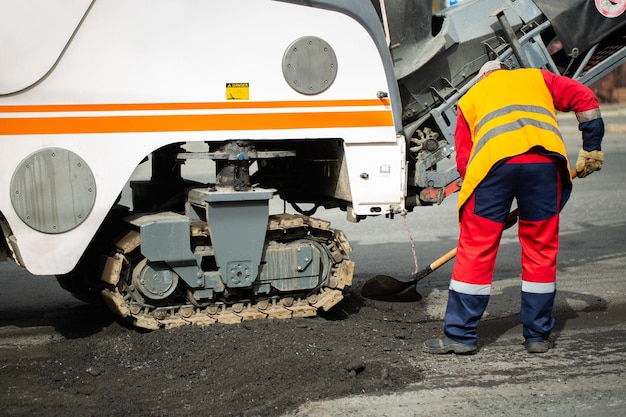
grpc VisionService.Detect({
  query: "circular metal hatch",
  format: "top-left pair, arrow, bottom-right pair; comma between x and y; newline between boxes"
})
10,147 -> 97,234
282,36 -> 338,95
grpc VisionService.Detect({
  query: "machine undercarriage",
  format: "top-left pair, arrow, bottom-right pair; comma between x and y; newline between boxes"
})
101,212 -> 353,329
59,141 -> 355,330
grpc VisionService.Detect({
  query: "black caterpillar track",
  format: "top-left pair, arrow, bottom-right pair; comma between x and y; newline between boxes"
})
100,214 -> 354,329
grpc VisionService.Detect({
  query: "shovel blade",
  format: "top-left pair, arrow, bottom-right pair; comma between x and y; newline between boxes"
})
360,275 -> 421,301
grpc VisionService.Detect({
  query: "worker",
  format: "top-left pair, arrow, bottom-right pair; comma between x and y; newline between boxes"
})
423,60 -> 605,354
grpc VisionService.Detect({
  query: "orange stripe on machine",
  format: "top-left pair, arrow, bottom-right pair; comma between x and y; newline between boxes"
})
0,100 -> 394,135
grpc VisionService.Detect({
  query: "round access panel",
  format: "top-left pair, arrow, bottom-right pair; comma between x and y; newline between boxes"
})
282,36 -> 338,95
10,147 -> 97,234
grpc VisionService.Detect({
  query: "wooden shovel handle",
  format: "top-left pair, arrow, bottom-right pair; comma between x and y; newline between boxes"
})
430,247 -> 457,270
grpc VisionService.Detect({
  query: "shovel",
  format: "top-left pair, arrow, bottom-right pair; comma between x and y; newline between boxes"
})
361,169 -> 578,302
360,209 -> 518,302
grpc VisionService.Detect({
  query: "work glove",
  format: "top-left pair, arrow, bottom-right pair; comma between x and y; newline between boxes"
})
575,149 -> 604,178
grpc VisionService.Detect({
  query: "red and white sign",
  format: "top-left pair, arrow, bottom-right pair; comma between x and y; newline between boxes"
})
595,0 -> 626,18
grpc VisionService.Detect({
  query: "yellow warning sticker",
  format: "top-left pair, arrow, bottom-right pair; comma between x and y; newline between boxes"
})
226,83 -> 250,100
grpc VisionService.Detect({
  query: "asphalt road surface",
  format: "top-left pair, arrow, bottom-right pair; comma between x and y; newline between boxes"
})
284,107 -> 626,416
0,107 -> 625,417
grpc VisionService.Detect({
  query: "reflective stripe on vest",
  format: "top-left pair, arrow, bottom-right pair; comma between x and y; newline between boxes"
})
470,105 -> 562,162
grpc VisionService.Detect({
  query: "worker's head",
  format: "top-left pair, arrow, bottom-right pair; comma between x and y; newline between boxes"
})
477,60 -> 504,81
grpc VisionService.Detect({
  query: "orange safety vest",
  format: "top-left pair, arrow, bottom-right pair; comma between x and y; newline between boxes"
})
457,68 -> 570,210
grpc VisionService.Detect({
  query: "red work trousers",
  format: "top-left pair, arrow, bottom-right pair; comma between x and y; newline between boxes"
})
444,152 -> 563,345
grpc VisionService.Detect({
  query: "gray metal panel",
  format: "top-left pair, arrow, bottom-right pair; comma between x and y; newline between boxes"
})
132,212 -> 202,289
204,189 -> 275,203
10,147 -> 96,234
134,212 -> 194,263
191,187 -> 273,288
206,199 -> 269,287
259,240 -> 323,291
282,36 -> 338,95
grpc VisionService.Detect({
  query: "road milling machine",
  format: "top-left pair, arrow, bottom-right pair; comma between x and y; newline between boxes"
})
1,0 -> 625,329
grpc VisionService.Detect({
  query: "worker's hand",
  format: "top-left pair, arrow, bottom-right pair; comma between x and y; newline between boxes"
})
575,149 -> 604,178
